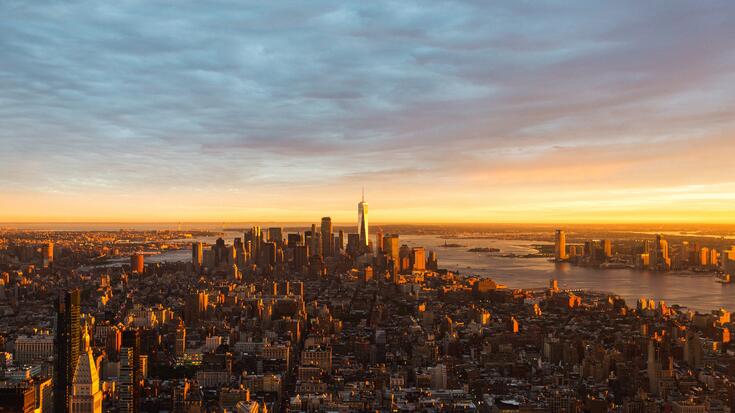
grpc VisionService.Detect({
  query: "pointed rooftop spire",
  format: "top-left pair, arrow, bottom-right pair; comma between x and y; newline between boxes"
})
361,186 -> 365,202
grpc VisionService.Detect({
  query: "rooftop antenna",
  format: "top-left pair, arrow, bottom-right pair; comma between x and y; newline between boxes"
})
362,186 -> 364,202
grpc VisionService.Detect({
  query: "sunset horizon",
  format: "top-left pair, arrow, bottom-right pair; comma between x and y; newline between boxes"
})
2,2 -> 734,225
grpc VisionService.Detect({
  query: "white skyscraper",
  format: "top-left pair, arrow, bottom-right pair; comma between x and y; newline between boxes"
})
358,190 -> 369,247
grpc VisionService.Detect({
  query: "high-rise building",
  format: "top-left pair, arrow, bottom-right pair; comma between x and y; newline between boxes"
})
192,242 -> 203,270
651,234 -> 670,271
213,238 -> 226,267
321,217 -> 333,257
358,191 -> 369,247
55,289 -> 81,413
287,233 -> 303,248
247,227 -> 262,263
70,327 -> 102,413
383,235 -> 400,263
268,227 -> 283,246
711,248 -> 719,268
261,242 -> 277,267
185,291 -> 208,326
346,233 -> 360,257
42,241 -> 54,268
399,244 -> 411,273
130,254 -> 144,274
722,247 -> 735,274
410,247 -> 426,272
293,245 -> 308,270
602,240 -> 612,259
119,329 -> 141,413
175,320 -> 186,358
309,224 -> 319,256
427,251 -> 438,271
333,234 -> 341,254
554,230 -> 567,261
375,230 -> 384,254
700,247 -> 710,267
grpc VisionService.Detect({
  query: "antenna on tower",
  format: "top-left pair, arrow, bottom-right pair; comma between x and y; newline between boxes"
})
362,186 -> 365,202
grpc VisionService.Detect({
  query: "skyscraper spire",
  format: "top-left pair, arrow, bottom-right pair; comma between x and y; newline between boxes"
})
358,191 -> 369,247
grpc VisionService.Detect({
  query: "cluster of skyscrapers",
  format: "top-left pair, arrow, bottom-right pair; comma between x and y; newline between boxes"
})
186,194 -> 436,281
555,230 -> 735,273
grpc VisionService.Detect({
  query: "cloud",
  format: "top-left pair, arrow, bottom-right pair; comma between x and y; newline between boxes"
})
0,0 -> 734,221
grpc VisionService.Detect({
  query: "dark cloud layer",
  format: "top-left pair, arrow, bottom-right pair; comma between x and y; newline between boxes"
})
1,1 -> 734,220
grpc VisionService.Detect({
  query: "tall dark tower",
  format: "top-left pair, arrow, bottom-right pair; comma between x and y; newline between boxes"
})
119,329 -> 141,413
321,217 -> 333,257
54,289 -> 81,413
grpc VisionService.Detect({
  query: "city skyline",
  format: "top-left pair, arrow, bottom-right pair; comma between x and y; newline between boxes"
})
2,1 -> 735,223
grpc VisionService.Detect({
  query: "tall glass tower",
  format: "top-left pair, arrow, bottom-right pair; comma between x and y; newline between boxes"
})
55,289 -> 81,413
358,190 -> 368,247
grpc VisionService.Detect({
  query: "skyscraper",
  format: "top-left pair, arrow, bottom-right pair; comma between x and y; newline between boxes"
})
358,190 -> 369,247
119,329 -> 141,413
55,289 -> 81,413
375,230 -> 384,254
268,227 -> 283,246
192,242 -> 203,270
321,217 -> 333,257
383,234 -> 400,264
130,253 -> 144,274
247,227 -> 262,263
42,241 -> 54,268
602,239 -> 613,259
554,230 -> 567,261
410,247 -> 426,272
70,326 -> 102,413
175,320 -> 186,358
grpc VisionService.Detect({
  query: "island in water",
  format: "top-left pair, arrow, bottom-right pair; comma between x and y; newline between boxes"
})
468,247 -> 501,253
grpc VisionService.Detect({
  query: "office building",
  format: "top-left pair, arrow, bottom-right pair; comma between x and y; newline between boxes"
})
321,217 -> 333,257
185,291 -> 208,325
119,329 -> 141,413
358,191 -> 369,247
268,227 -> 283,246
192,242 -> 203,270
42,241 -> 53,268
603,239 -> 612,258
554,230 -> 567,261
175,320 -> 186,358
55,289 -> 81,413
410,247 -> 426,272
287,233 -> 303,248
70,327 -> 102,413
130,253 -> 144,274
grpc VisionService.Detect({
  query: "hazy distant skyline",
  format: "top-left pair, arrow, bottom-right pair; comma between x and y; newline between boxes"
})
2,1 -> 735,223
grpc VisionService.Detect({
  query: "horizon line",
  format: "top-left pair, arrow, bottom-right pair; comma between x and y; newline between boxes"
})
2,220 -> 735,227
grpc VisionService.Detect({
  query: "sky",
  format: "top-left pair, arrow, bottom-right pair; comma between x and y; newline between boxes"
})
1,1 -> 735,224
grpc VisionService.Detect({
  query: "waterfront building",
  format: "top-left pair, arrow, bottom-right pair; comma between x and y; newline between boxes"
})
555,230 -> 567,261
